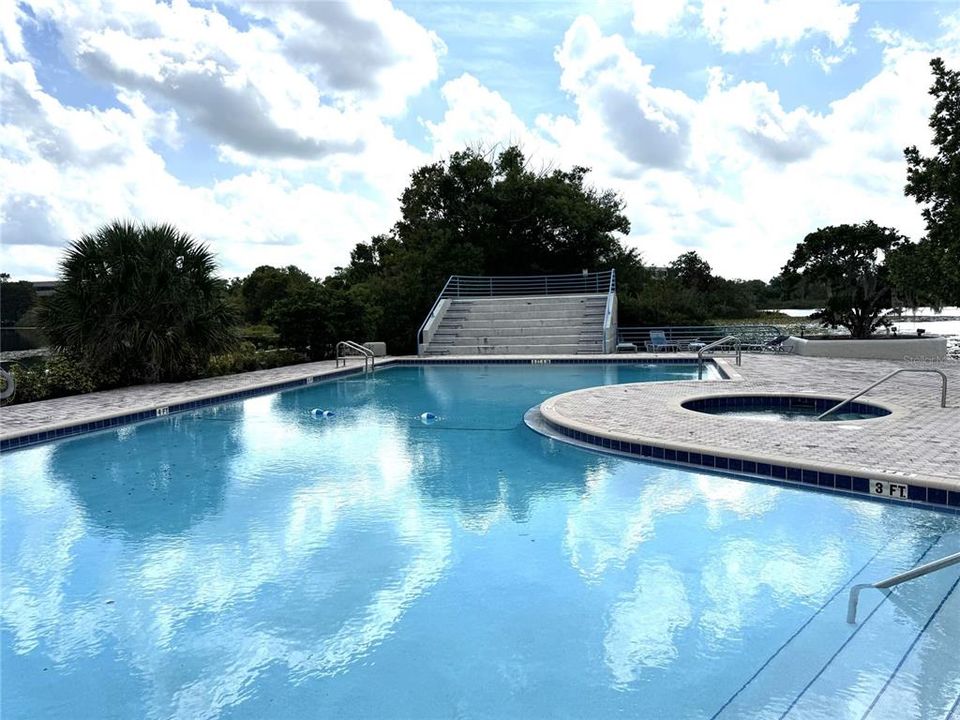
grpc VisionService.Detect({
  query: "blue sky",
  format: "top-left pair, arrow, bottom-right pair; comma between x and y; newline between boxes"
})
2,0 -> 959,281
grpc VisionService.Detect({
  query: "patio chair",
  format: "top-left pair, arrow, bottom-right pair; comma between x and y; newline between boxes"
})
644,330 -> 680,353
743,334 -> 793,353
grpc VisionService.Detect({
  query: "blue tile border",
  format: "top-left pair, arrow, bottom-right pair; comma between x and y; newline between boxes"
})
539,415 -> 958,514
0,364 -> 370,453
0,357 -> 725,453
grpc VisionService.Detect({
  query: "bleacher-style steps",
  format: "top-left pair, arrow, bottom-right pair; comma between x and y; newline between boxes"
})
422,294 -> 608,355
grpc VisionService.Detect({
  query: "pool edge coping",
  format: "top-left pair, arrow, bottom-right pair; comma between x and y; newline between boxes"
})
0,355 -> 726,451
530,400 -> 960,511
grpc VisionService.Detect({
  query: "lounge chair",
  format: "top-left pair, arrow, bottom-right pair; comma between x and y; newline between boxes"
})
743,334 -> 794,353
644,330 -> 680,352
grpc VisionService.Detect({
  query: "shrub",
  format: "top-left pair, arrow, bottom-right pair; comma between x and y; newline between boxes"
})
40,220 -> 237,385
3,355 -> 98,404
205,344 -> 307,377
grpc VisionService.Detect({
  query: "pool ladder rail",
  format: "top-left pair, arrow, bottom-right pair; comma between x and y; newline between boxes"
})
697,335 -> 742,379
0,367 -> 14,400
847,551 -> 960,623
817,368 -> 948,420
335,341 -> 375,374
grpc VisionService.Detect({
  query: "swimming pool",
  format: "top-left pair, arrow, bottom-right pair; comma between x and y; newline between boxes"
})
2,363 -> 958,719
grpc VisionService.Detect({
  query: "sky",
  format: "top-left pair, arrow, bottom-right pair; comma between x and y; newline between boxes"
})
1,0 -> 959,282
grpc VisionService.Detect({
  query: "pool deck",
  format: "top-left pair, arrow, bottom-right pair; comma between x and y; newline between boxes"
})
537,353 -> 959,497
2,352 -> 957,502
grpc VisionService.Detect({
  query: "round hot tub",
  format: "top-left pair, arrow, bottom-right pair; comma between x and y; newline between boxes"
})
681,394 -> 891,422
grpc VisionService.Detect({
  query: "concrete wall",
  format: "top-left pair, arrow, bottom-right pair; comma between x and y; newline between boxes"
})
417,298 -> 451,355
784,335 -> 949,360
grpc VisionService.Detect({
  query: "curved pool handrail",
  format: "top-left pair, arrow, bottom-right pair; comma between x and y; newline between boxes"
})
817,368 -> 947,420
336,341 -> 374,374
847,550 -> 960,623
697,335 -> 741,379
0,367 -> 14,401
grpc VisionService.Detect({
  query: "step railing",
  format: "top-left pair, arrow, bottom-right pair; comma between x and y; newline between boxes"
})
336,341 -> 374,373
847,551 -> 960,623
817,368 -> 948,420
697,335 -> 741,379
439,270 -> 615,298
417,271 -> 616,354
0,367 -> 14,401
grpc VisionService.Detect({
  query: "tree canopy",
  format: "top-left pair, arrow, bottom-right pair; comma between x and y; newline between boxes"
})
324,145 -> 641,352
0,274 -> 38,326
239,265 -> 314,323
781,221 -> 905,338
40,220 -> 236,384
893,57 -> 960,306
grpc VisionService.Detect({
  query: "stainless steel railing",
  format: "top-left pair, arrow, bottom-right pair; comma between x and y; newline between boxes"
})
438,271 -> 615,298
817,368 -> 948,420
698,335 -> 741,379
847,551 -> 960,623
417,270 -> 617,354
618,325 -> 782,350
0,367 -> 14,401
336,341 -> 374,373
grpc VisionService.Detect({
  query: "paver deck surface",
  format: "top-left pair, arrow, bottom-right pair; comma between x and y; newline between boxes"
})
0,357 -> 377,438
540,353 -> 960,490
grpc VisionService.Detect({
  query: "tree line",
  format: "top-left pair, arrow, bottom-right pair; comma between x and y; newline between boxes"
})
2,57 -> 956,403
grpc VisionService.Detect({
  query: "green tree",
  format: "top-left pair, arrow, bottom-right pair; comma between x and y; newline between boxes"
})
0,274 -> 38,326
40,220 -> 236,385
894,57 -> 960,306
267,280 -> 367,360
668,251 -> 714,292
335,144 -> 639,353
240,265 -> 314,323
781,221 -> 906,338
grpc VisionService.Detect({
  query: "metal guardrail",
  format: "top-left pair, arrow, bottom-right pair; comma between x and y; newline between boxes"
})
336,341 -> 374,373
437,271 -> 615,298
618,325 -> 781,350
0,367 -> 14,401
847,551 -> 960,623
697,335 -> 741,379
417,271 -> 617,354
817,368 -> 948,420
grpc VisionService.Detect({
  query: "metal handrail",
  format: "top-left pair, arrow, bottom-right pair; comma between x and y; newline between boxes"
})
697,335 -> 741,379
440,270 -> 615,298
619,325 -> 782,349
417,270 -> 616,354
817,368 -> 948,420
336,341 -> 374,373
0,367 -> 14,401
847,551 -> 960,623
602,291 -> 616,354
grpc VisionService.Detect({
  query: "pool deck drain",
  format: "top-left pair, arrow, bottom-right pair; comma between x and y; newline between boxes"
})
1,353 -> 957,502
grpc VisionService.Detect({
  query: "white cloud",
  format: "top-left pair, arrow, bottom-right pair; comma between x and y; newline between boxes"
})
632,0 -> 688,36
425,74 -> 532,157
529,14 -> 957,278
548,17 -> 697,172
0,0 -> 440,279
0,50 -> 414,279
699,0 -> 859,53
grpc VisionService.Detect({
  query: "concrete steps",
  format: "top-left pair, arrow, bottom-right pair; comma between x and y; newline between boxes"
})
421,293 -> 610,355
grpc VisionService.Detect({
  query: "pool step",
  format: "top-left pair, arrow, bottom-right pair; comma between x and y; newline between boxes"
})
711,531 -> 960,719
422,293 -> 610,355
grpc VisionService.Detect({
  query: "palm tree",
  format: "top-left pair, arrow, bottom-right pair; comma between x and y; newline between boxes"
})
41,220 -> 236,385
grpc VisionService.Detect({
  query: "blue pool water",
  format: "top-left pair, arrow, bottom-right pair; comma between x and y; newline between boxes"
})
2,364 -> 958,720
